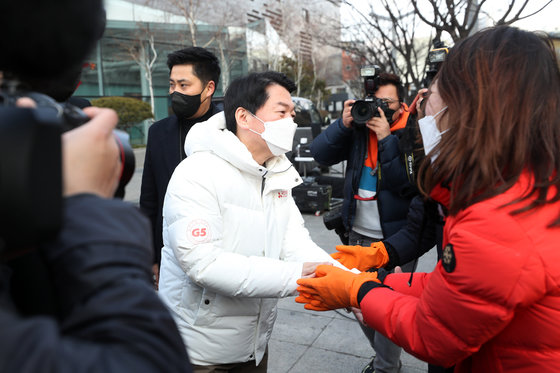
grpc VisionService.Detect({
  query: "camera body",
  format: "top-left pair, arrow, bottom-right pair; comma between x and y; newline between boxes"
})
0,88 -> 135,250
1,90 -> 91,128
351,97 -> 391,127
322,206 -> 349,245
423,40 -> 449,87
350,65 -> 390,127
0,90 -> 71,250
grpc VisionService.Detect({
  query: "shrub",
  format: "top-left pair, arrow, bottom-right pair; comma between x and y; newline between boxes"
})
91,96 -> 153,131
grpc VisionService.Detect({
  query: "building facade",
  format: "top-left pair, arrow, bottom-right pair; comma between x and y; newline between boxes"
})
74,0 -> 343,143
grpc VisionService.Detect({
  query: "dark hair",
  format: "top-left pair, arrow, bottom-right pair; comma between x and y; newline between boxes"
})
0,0 -> 105,80
167,47 -> 221,89
224,71 -> 296,134
418,26 -> 560,226
375,73 -> 404,102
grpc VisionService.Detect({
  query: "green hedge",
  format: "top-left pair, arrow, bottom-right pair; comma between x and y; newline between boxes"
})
91,96 -> 153,131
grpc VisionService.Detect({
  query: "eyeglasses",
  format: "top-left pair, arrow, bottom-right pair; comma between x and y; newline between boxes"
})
380,98 -> 399,105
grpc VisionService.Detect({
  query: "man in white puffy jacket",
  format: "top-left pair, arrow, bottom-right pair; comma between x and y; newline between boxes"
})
158,71 -> 347,372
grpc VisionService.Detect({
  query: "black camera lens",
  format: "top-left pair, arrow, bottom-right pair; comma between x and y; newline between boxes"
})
351,100 -> 374,125
350,97 -> 391,127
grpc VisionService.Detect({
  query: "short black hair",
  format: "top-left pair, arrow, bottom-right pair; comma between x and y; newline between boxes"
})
0,0 -> 105,80
167,47 -> 221,89
375,73 -> 405,102
224,71 -> 296,134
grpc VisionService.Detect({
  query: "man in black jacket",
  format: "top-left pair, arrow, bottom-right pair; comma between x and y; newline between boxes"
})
0,1 -> 192,371
311,73 -> 417,373
140,47 -> 222,286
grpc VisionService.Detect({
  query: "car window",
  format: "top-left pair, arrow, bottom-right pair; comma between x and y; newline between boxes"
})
293,98 -> 322,127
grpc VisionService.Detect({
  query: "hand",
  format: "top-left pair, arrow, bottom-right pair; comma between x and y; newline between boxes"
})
341,99 -> 356,128
352,307 -> 366,326
62,107 -> 121,198
295,265 -> 380,311
330,242 -> 389,272
15,97 -> 37,108
414,88 -> 429,118
152,263 -> 160,290
365,107 -> 391,140
301,262 -> 332,278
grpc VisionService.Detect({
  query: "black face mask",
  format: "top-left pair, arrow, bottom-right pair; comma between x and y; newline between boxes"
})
171,90 -> 203,120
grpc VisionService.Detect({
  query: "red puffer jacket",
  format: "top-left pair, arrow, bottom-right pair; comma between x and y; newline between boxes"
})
361,174 -> 560,372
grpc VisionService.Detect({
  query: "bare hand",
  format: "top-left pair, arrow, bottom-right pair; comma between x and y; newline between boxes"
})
62,107 -> 120,198
301,261 -> 333,278
341,100 -> 356,128
352,307 -> 367,326
365,107 -> 391,140
152,263 -> 160,290
15,97 -> 37,108
415,88 -> 429,119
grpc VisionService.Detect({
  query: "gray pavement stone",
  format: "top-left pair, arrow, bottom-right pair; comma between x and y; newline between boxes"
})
312,315 -> 372,358
272,307 -> 333,346
268,339 -> 308,373
283,345 -> 371,373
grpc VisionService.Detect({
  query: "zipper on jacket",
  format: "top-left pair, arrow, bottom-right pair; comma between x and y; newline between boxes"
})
261,171 -> 268,196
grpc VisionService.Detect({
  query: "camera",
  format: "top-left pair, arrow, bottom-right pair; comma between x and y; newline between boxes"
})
423,40 -> 449,87
0,87 -> 135,249
323,206 -> 349,245
350,65 -> 391,127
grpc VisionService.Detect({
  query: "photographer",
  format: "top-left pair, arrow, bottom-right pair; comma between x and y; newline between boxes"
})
310,72 -> 418,373
0,1 -> 191,372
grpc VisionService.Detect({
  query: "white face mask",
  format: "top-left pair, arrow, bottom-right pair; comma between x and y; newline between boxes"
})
418,106 -> 448,162
248,112 -> 298,156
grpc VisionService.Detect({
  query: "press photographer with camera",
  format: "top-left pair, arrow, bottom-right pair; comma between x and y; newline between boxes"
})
310,70 -> 418,373
0,1 -> 191,371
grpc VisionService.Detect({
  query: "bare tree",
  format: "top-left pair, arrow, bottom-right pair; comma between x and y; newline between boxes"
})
204,4 -> 246,92
212,26 -> 245,92
107,22 -> 159,117
339,0 -> 429,100
410,0 -> 554,42
277,2 -> 306,96
322,0 -> 554,101
157,0 -> 202,46
271,0 -> 329,101
124,28 -> 158,116
146,0 -> 246,93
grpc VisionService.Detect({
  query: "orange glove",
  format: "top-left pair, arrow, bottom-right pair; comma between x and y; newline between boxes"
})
295,265 -> 381,311
330,241 -> 389,271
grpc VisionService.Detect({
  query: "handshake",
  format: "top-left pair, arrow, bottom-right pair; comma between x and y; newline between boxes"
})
296,242 -> 391,311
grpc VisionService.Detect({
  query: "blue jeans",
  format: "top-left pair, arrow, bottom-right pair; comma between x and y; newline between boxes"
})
349,230 -> 415,373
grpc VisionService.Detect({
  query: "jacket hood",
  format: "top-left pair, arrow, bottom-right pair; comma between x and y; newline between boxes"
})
185,112 -> 295,178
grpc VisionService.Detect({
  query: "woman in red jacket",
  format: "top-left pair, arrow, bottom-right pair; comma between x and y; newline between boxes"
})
296,25 -> 560,372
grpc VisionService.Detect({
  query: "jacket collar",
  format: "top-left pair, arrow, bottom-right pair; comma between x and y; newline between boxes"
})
429,182 -> 451,211
185,112 -> 298,181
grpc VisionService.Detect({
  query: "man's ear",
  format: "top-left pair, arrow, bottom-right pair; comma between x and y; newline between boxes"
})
204,80 -> 216,100
235,107 -> 250,130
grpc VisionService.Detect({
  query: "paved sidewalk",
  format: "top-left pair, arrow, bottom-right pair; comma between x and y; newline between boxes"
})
126,147 -> 433,373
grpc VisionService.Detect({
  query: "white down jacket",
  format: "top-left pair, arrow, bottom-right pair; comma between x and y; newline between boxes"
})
158,112 -> 343,366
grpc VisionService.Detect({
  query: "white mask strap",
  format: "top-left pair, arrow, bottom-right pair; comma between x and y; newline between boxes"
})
433,106 -> 448,119
246,110 -> 265,135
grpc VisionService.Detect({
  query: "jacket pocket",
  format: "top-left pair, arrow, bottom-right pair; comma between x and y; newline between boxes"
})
210,295 -> 261,318
178,281 -> 212,325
